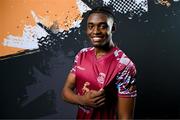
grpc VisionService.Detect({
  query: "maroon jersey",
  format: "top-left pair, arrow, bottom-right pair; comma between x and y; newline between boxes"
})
71,47 -> 137,119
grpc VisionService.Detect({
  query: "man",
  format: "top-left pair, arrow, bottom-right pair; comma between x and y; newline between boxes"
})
62,7 -> 137,119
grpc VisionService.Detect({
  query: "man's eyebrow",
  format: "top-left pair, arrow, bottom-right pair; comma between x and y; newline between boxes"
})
87,22 -> 107,25
99,22 -> 108,25
87,23 -> 93,25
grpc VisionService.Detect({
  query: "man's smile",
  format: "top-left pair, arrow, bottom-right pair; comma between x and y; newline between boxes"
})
92,37 -> 103,42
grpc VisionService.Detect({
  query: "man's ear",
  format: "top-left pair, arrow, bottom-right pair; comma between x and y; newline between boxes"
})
112,23 -> 116,32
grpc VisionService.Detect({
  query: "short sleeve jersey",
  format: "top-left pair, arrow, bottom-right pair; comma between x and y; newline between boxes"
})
71,47 -> 137,119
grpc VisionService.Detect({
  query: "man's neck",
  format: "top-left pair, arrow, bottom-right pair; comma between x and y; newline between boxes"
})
94,41 -> 115,58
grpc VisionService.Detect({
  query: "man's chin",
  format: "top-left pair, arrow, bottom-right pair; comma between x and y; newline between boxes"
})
92,41 -> 112,49
92,43 -> 102,48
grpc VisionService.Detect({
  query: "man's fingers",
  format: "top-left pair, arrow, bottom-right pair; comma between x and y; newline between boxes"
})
83,90 -> 106,108
93,97 -> 105,108
96,97 -> 105,105
92,95 -> 105,107
90,89 -> 105,98
94,95 -> 105,102
96,101 -> 105,107
99,88 -> 104,92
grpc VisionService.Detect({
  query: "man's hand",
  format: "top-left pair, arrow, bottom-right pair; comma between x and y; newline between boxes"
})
80,89 -> 105,108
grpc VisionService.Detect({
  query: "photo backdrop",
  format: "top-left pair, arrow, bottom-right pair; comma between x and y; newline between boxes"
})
0,0 -> 180,119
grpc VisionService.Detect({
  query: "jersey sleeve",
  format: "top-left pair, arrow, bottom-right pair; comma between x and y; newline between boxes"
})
70,51 -> 81,75
116,61 -> 137,97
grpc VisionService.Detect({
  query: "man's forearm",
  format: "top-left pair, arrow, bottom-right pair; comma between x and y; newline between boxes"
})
62,88 -> 83,106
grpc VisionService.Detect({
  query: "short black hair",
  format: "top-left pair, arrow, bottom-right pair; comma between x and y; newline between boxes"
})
87,6 -> 115,23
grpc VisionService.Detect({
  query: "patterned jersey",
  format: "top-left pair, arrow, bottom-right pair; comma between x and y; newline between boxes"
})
70,47 -> 137,119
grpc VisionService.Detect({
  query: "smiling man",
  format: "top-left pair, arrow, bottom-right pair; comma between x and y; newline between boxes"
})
62,7 -> 137,119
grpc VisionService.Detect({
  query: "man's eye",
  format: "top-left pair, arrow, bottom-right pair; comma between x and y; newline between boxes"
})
88,25 -> 93,29
100,24 -> 107,29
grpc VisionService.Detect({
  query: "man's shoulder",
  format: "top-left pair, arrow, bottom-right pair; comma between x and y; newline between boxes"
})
113,48 -> 135,67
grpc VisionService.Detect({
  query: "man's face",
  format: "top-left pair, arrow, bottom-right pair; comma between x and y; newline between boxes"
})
86,13 -> 114,48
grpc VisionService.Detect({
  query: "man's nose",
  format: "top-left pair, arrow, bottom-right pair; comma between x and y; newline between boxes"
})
93,26 -> 100,34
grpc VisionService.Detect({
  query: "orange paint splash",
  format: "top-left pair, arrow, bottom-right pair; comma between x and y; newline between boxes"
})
0,0 -> 82,57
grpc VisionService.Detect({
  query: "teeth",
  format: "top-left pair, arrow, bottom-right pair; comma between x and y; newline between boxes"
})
93,37 -> 101,41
